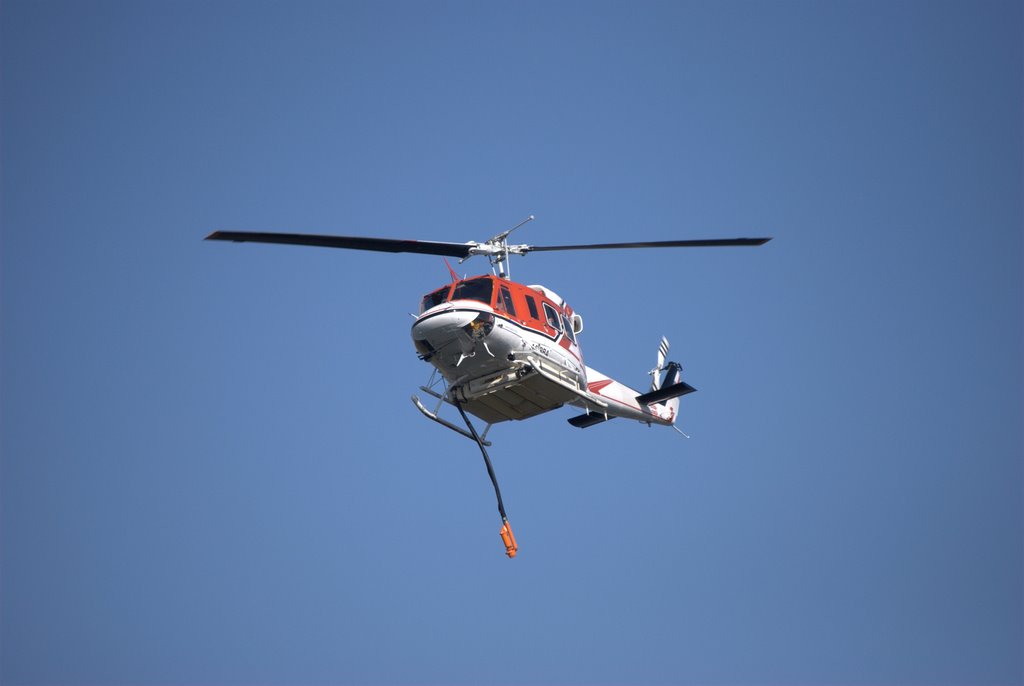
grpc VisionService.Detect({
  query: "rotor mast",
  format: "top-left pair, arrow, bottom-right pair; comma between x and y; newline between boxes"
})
464,215 -> 535,279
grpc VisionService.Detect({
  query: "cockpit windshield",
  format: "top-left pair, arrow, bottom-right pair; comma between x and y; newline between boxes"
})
419,286 -> 451,313
450,278 -> 493,306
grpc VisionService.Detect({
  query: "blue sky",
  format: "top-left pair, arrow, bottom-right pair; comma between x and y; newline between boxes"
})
1,1 -> 1021,684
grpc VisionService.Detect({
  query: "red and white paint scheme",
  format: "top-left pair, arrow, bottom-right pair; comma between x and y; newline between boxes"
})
206,217 -> 768,557
410,273 -> 694,434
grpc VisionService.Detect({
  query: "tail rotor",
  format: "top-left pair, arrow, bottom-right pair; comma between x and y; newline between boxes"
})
649,336 -> 671,391
640,337 -> 695,427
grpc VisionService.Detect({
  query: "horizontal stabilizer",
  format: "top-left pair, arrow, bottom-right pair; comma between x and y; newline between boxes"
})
636,381 -> 697,406
567,413 -> 612,428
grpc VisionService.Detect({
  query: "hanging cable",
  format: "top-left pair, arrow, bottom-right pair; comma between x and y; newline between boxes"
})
454,401 -> 518,558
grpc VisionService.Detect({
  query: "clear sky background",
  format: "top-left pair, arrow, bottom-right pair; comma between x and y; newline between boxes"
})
1,1 -> 1021,684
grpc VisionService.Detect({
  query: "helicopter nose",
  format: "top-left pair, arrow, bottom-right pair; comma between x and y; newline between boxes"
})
412,309 -> 495,349
412,310 -> 480,339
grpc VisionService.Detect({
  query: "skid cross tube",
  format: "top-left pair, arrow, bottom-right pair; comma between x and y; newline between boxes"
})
454,401 -> 518,558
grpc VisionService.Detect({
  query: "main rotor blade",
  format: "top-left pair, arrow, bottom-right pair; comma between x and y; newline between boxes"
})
525,237 -> 771,252
205,231 -> 474,258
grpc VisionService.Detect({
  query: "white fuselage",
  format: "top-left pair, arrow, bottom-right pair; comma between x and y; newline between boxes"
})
411,277 -> 676,427
412,299 -> 585,390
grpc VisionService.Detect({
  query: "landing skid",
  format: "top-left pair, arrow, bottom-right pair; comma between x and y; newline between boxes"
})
411,394 -> 492,446
411,370 -> 493,445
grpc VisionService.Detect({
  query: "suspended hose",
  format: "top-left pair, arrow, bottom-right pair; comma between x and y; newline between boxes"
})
454,401 -> 518,558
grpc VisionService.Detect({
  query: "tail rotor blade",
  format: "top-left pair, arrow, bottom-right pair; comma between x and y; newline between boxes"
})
657,336 -> 669,371
650,336 -> 670,391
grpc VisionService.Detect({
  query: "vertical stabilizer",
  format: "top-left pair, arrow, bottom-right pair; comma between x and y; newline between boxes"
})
661,360 -> 684,420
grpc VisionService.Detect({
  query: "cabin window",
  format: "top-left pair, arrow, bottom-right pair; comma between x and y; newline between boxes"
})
561,313 -> 577,344
450,278 -> 493,305
498,286 -> 517,317
543,303 -> 562,332
420,286 -> 451,313
525,295 -> 540,320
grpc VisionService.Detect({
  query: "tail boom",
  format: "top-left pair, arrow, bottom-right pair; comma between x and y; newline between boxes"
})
566,340 -> 695,429
568,366 -> 686,427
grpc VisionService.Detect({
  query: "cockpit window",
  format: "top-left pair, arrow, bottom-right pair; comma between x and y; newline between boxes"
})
525,295 -> 540,319
450,278 -> 493,305
561,313 -> 576,344
420,286 -> 451,313
543,303 -> 562,332
498,286 -> 517,317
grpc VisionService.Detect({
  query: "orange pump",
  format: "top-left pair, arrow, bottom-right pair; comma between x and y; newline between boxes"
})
500,520 -> 518,558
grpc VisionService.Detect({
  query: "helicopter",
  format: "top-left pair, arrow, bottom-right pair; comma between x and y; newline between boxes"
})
206,217 -> 771,557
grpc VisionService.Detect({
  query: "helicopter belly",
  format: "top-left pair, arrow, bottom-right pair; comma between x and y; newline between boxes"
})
453,368 -> 581,423
448,348 -> 587,423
